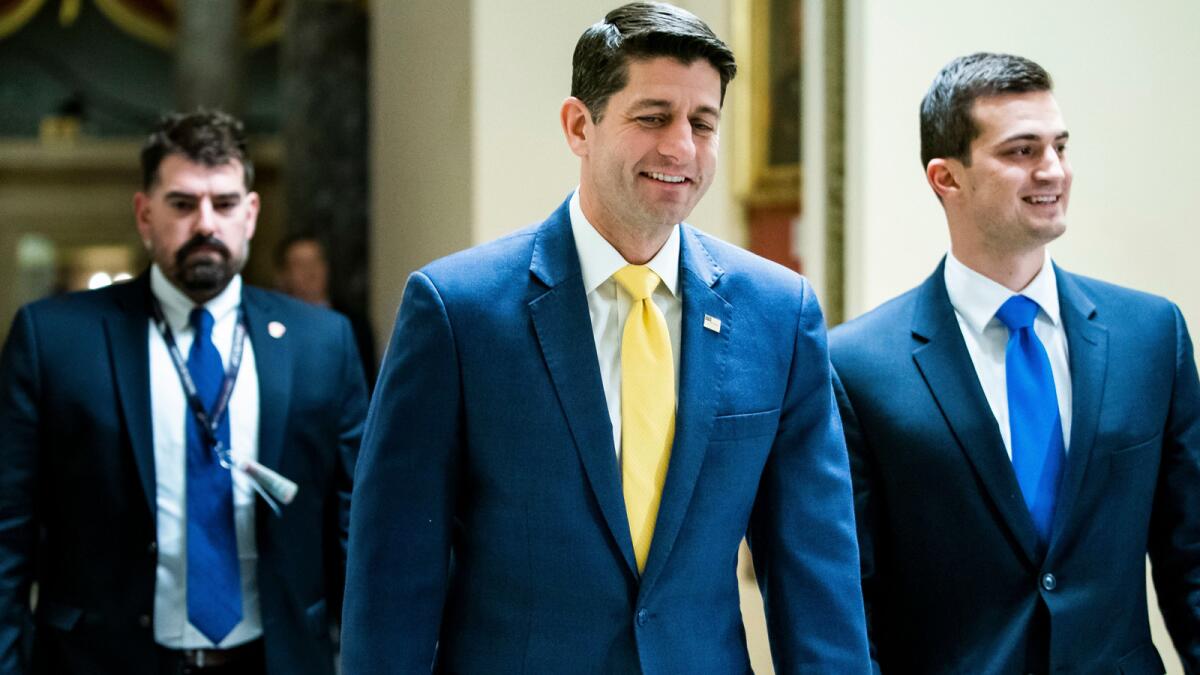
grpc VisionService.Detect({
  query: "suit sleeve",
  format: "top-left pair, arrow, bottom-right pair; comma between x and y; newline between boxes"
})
831,368 -> 884,674
746,280 -> 872,673
341,272 -> 461,673
325,312 -> 368,619
0,307 -> 40,675
1147,304 -> 1200,669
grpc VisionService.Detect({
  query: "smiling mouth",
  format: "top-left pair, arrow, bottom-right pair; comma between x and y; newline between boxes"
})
1023,195 -> 1060,205
642,171 -> 689,184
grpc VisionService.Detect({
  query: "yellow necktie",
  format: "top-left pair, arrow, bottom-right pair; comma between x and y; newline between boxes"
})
613,264 -> 675,573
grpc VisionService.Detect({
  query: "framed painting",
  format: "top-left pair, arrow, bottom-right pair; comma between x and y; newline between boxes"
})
733,0 -> 802,206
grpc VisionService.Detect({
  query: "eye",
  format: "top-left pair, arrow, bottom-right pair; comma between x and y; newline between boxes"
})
1055,143 -> 1068,155
691,119 -> 716,134
168,198 -> 195,211
1009,145 -> 1034,157
636,115 -> 665,126
214,198 -> 240,211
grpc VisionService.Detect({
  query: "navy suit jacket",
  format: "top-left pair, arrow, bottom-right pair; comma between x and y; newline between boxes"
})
342,199 -> 870,674
0,274 -> 367,674
829,259 -> 1200,674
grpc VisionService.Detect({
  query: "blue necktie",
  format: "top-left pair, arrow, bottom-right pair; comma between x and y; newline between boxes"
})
996,295 -> 1066,545
185,307 -> 242,643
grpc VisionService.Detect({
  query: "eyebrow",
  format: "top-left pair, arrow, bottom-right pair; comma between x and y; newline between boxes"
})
628,99 -> 721,119
999,130 -> 1070,144
163,191 -> 242,200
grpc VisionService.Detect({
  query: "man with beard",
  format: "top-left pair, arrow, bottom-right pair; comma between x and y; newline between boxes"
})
343,3 -> 868,673
0,110 -> 367,674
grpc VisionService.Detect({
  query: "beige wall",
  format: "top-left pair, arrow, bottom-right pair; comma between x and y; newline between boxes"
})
844,1 -> 1199,672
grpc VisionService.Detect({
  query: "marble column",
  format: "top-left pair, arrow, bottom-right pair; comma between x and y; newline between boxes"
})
176,0 -> 243,113
280,0 -> 369,329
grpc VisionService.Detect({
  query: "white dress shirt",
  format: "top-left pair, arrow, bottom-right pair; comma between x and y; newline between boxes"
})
148,265 -> 262,648
569,189 -> 683,459
944,251 -> 1072,457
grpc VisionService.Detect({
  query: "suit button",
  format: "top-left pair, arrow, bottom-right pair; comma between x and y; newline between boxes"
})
138,614 -> 151,628
1041,573 -> 1057,591
636,609 -> 648,626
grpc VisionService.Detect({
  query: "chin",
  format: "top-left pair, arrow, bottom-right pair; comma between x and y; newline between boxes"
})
179,263 -> 233,296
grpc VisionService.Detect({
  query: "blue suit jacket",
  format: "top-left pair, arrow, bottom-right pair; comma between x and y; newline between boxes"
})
0,274 -> 367,675
829,259 -> 1200,674
342,199 -> 870,674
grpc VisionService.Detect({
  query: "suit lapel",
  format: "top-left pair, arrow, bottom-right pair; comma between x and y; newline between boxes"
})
241,287 -> 293,474
1047,267 -> 1107,548
910,261 -> 1041,565
529,200 -> 638,576
638,226 -> 730,595
105,275 -> 156,514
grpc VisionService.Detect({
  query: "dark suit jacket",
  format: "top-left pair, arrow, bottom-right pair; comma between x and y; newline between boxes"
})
829,259 -> 1200,674
341,199 -> 870,674
0,274 -> 367,674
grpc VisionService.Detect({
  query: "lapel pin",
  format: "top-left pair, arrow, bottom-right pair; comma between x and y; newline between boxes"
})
703,314 -> 721,333
268,321 -> 287,338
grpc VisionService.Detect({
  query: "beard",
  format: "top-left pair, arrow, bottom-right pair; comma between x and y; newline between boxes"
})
172,235 -> 244,299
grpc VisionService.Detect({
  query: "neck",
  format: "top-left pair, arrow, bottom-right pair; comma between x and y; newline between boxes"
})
952,243 -> 1045,292
579,193 -> 672,265
601,227 -> 671,265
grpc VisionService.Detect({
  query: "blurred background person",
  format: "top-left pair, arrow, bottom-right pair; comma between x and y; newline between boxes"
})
275,232 -> 376,390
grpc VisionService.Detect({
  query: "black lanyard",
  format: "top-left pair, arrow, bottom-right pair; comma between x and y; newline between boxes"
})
151,299 -> 248,459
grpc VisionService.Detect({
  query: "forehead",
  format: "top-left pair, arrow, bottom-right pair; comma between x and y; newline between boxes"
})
612,56 -> 722,108
969,90 -> 1066,144
286,241 -> 325,260
152,153 -> 246,193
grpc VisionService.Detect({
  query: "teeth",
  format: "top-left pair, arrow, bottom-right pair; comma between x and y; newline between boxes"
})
647,172 -> 686,183
1025,195 -> 1057,204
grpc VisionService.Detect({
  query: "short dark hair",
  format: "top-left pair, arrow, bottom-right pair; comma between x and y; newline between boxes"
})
919,53 -> 1052,167
273,232 -> 326,270
571,2 -> 737,121
140,109 -> 254,190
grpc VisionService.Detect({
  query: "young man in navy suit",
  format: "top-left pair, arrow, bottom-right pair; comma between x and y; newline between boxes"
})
830,53 -> 1200,673
343,3 -> 870,673
0,110 -> 366,674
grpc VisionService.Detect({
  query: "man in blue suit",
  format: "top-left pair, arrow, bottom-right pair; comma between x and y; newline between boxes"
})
0,111 -> 367,674
342,3 -> 869,673
829,53 -> 1200,673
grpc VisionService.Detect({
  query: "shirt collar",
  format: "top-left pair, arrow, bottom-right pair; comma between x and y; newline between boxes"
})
569,188 -> 680,297
150,264 -> 243,332
944,250 -> 1061,335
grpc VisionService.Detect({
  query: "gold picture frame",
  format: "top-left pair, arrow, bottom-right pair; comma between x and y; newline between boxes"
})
733,0 -> 802,207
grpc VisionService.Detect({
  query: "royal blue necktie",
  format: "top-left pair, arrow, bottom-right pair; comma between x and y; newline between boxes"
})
996,295 -> 1066,545
186,307 -> 242,644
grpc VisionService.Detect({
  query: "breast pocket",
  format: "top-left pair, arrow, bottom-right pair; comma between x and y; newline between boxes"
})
1108,435 -> 1161,474
708,408 -> 780,443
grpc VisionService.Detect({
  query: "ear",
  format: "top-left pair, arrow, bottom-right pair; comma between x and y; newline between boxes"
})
926,158 -> 963,201
560,96 -> 592,158
244,191 -> 260,241
133,192 -> 152,248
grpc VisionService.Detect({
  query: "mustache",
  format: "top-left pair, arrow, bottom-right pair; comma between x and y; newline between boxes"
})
175,235 -> 231,265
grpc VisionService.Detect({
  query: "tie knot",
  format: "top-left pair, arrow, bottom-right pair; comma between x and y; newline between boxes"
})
996,295 -> 1039,331
190,307 -> 215,338
613,265 -> 661,301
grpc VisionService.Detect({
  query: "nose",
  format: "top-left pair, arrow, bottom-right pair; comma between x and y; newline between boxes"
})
657,117 -> 696,163
194,198 -> 217,236
1033,146 -> 1067,183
